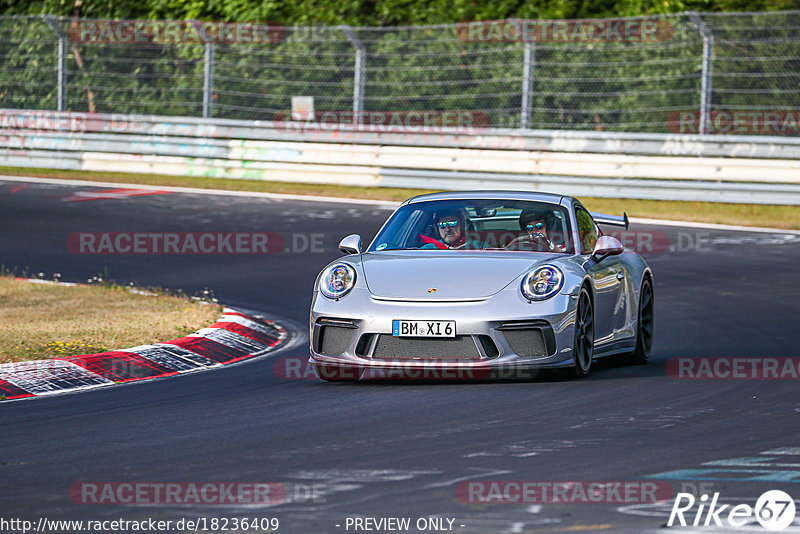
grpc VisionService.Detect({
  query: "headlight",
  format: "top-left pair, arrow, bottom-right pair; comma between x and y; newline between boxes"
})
521,265 -> 564,301
319,263 -> 357,299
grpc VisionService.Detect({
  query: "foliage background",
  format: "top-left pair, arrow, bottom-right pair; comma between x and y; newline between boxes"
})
1,0 -> 799,25
0,1 -> 797,134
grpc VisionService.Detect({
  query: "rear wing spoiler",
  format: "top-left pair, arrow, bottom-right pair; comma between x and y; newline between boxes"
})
590,211 -> 629,230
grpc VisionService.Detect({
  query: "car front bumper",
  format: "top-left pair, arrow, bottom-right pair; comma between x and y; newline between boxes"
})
308,286 -> 580,377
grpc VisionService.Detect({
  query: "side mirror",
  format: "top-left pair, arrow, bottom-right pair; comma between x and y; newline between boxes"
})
591,235 -> 624,261
338,234 -> 362,255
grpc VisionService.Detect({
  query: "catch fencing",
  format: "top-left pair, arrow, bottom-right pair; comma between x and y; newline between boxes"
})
1,11 -> 799,134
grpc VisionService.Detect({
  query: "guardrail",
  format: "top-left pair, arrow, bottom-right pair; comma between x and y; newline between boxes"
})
2,110 -> 800,204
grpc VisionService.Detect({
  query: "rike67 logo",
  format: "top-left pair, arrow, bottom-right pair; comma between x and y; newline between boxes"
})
669,490 -> 796,531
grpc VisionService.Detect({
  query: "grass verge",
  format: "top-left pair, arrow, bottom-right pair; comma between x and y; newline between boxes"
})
1,166 -> 799,229
0,276 -> 222,364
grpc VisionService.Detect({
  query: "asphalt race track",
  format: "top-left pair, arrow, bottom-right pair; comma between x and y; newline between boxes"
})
1,178 -> 800,533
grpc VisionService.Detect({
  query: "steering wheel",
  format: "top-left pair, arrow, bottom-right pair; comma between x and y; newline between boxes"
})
503,232 -> 554,251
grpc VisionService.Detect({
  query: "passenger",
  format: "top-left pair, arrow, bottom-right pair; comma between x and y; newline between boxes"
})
506,208 -> 567,252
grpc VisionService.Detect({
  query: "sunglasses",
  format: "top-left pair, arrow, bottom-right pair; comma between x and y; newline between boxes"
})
437,220 -> 460,229
526,222 -> 545,231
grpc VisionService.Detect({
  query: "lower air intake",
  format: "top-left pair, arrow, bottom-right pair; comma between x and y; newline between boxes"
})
503,329 -> 548,358
318,326 -> 353,356
372,335 -> 481,360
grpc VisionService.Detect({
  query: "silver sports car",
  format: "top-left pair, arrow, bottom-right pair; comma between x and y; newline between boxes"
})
309,191 -> 653,381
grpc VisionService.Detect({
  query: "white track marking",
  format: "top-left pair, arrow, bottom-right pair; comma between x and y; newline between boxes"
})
0,175 -> 397,208
4,174 -> 797,232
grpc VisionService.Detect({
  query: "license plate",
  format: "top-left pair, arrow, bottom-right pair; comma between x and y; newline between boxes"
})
392,320 -> 455,338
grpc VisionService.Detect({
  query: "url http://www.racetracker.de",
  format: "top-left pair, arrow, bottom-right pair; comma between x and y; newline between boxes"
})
0,517 -> 280,533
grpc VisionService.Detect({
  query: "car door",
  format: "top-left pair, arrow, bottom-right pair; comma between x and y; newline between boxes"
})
611,262 -> 635,340
576,207 -> 623,346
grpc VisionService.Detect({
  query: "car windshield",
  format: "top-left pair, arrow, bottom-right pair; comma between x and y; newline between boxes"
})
368,199 -> 575,253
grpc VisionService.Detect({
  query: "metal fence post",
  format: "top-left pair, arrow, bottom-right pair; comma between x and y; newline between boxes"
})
203,42 -> 215,118
687,11 -> 714,134
341,25 -> 366,125
511,19 -> 535,130
43,15 -> 67,111
521,41 -> 535,130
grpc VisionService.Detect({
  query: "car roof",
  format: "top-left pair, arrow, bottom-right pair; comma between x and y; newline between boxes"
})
403,190 -> 571,206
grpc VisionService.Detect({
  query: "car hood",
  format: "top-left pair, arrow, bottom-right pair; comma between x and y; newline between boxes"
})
360,251 -> 565,300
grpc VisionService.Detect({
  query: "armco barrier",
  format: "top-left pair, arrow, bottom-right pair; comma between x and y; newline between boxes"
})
381,169 -> 800,205
2,110 -> 800,204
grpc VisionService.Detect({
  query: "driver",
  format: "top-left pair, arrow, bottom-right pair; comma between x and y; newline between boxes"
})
508,208 -> 567,252
421,208 -> 485,250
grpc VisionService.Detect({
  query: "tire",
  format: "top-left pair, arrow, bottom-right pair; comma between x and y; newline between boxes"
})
313,363 -> 364,382
629,277 -> 654,364
573,286 -> 594,378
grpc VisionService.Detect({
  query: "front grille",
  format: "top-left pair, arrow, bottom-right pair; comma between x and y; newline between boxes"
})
317,326 -> 353,356
371,335 -> 482,360
503,328 -> 547,358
